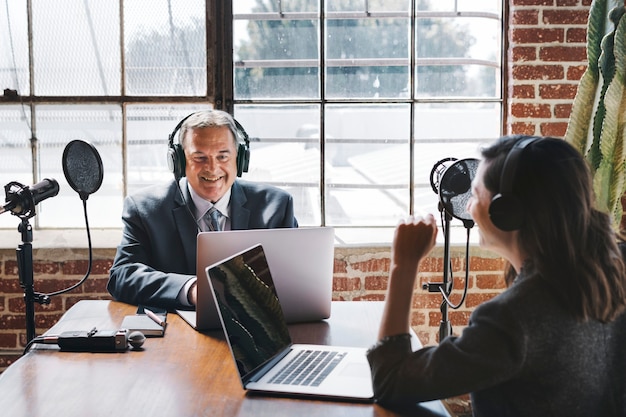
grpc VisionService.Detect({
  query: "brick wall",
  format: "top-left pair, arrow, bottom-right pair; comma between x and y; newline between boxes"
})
0,1 -> 594,416
508,0 -> 591,136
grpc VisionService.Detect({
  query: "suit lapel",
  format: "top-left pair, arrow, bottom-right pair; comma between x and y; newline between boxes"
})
229,181 -> 250,230
172,178 -> 198,271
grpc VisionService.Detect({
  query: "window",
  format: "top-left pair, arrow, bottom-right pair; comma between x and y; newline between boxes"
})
0,0 -> 503,243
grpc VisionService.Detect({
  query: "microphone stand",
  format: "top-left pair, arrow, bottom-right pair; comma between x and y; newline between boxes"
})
423,201 -> 453,341
16,218 -> 50,343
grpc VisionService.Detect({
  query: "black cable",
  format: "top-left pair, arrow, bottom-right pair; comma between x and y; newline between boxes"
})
440,226 -> 471,309
23,335 -> 45,355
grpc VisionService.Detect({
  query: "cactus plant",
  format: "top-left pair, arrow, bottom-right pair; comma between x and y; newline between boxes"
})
565,0 -> 626,230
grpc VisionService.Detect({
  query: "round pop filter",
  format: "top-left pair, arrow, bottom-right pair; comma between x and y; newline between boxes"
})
438,158 -> 479,225
62,140 -> 104,201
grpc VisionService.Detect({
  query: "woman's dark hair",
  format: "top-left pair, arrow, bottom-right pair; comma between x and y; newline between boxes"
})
481,135 -> 626,322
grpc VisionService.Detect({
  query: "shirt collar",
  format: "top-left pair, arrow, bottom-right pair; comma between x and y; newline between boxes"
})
188,183 -> 231,221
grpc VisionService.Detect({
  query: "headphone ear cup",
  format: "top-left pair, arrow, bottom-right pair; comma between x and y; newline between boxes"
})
236,142 -> 250,177
167,143 -> 186,180
489,193 -> 524,231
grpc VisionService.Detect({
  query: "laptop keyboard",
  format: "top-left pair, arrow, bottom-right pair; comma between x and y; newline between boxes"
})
269,349 -> 347,387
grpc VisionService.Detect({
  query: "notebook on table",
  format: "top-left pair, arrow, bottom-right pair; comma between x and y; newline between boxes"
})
177,227 -> 335,331
205,244 -> 373,401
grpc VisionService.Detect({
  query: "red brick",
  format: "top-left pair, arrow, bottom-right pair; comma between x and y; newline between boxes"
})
350,258 -> 389,273
333,277 -> 361,291
0,333 -> 17,348
554,103 -> 573,118
512,10 -> 539,25
512,28 -> 564,44
413,293 -> 444,309
511,103 -> 552,118
364,275 -> 387,291
513,0 -> 554,5
449,310 -> 471,327
475,274 -> 507,290
61,260 -> 90,276
542,9 -> 589,25
539,83 -> 578,99
4,260 -> 19,276
0,278 -> 22,293
540,122 -> 568,137
566,28 -> 587,43
511,122 -> 537,135
333,259 -> 347,274
567,65 -> 587,80
512,65 -> 564,80
410,310 -> 427,326
539,46 -> 586,62
512,46 -> 537,62
513,84 -> 535,99
82,277 -> 109,293
417,257 -> 444,273
32,261 -> 60,275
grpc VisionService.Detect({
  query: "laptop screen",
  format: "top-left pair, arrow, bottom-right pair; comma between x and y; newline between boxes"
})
207,245 -> 292,381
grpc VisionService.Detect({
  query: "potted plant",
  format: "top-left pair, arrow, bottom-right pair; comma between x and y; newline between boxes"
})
564,0 -> 626,231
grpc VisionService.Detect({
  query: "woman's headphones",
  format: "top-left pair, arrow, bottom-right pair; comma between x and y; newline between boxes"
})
166,111 -> 251,180
488,136 -> 540,231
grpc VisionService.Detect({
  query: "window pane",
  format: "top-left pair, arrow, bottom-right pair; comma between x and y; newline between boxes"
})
1,2 -> 29,95
325,17 -> 409,99
32,0 -> 121,96
235,104 -> 321,225
234,17 -> 320,99
124,0 -> 207,96
126,104 -> 209,195
0,106 -> 33,229
35,105 -> 122,228
415,7 -> 501,98
325,104 -> 410,226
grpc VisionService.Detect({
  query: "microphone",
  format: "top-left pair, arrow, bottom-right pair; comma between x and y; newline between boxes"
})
1,178 -> 60,219
430,158 -> 478,228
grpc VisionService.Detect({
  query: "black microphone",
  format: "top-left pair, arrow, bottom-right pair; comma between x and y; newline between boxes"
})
0,178 -> 60,218
431,158 -> 478,228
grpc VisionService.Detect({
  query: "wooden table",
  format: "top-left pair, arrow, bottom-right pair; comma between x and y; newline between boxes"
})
0,300 -> 451,417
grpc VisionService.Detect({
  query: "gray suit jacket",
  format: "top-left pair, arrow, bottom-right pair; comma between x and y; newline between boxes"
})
107,178 -> 298,310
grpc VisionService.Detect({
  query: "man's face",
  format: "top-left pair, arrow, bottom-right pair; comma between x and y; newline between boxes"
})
183,125 -> 238,203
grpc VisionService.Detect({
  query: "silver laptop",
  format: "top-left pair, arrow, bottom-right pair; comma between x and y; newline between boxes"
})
178,227 -> 335,330
206,244 -> 373,401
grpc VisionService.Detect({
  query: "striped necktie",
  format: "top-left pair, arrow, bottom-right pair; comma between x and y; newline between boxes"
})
205,206 -> 222,231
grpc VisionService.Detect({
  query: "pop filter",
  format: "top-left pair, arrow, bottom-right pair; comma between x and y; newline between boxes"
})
432,158 -> 478,227
62,140 -> 104,201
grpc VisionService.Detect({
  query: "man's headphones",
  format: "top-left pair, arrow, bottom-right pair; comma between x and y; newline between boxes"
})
167,111 -> 251,180
488,136 -> 540,231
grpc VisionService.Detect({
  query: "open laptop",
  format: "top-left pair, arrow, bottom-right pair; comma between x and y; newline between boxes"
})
177,227 -> 334,330
206,244 -> 374,401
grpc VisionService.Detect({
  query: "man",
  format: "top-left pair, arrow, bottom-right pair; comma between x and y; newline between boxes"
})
107,110 -> 298,310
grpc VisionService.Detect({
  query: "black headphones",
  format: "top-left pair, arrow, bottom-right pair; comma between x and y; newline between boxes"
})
167,111 -> 251,180
489,136 -> 540,231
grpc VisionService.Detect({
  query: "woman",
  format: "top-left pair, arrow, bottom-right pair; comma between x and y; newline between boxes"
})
367,135 -> 626,416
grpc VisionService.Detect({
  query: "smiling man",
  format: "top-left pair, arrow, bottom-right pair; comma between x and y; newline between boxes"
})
107,110 -> 298,310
